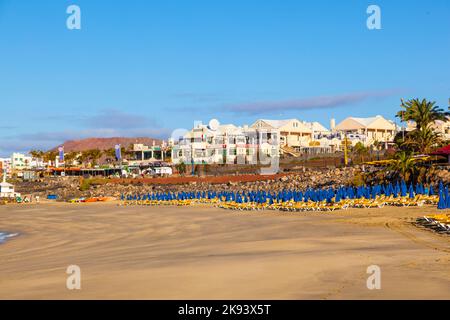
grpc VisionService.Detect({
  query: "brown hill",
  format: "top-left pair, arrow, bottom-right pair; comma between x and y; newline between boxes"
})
54,137 -> 162,152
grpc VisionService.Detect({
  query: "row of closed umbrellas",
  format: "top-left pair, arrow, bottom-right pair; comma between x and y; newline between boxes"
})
121,180 -> 438,205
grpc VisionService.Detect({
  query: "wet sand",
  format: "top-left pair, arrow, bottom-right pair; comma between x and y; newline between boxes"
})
0,203 -> 449,299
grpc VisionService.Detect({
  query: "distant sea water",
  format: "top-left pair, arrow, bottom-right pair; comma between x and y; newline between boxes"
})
0,232 -> 19,244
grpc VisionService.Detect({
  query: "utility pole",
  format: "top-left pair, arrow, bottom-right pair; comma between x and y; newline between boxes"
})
343,133 -> 349,166
400,98 -> 406,140
191,143 -> 195,176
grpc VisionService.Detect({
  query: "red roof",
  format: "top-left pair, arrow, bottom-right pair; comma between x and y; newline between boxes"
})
432,145 -> 450,155
50,167 -> 82,172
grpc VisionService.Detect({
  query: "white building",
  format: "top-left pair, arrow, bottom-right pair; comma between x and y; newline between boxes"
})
333,115 -> 397,147
303,121 -> 331,138
129,143 -> 169,165
0,158 -> 12,176
428,120 -> 450,140
172,119 -> 279,165
407,119 -> 450,140
251,119 -> 312,151
30,157 -> 46,169
11,153 -> 32,170
0,174 -> 20,198
1,153 -> 47,176
172,116 -> 398,162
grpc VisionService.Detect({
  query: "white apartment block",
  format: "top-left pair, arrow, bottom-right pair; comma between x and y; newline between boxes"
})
172,116 -> 398,163
172,120 -> 279,165
1,153 -> 46,175
11,153 -> 32,170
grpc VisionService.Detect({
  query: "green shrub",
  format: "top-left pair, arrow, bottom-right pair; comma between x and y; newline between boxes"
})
79,179 -> 91,191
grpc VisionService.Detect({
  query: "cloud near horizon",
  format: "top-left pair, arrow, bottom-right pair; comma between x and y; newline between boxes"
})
0,128 -> 172,157
0,109 -> 171,157
84,109 -> 157,129
223,89 -> 401,115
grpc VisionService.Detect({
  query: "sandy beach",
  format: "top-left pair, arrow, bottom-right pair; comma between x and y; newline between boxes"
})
0,203 -> 449,300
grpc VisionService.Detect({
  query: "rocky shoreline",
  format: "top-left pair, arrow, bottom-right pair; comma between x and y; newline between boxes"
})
14,166 -> 450,201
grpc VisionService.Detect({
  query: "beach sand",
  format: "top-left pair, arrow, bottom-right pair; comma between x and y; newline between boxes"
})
0,203 -> 449,299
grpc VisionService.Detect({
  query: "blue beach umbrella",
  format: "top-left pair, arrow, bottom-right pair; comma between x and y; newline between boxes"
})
437,191 -> 445,210
392,184 -> 398,198
415,183 -> 420,195
409,185 -> 414,199
401,180 -> 407,197
419,183 -> 424,195
335,193 -> 341,203
387,184 -> 392,196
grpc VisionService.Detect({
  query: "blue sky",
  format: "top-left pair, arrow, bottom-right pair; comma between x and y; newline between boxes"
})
0,0 -> 449,156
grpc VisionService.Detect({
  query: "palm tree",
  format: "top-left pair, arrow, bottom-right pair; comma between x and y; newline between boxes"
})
43,151 -> 58,165
103,148 -> 116,163
84,149 -> 103,166
29,149 -> 45,167
125,144 -> 136,160
395,98 -> 449,155
64,152 -> 78,166
77,150 -> 91,167
396,98 -> 449,130
76,149 -> 103,167
29,149 -> 45,159
389,151 -> 417,182
402,126 -> 442,154
87,149 -> 103,166
372,140 -> 383,160
353,142 -> 369,163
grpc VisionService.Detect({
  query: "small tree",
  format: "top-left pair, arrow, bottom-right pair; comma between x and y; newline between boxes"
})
77,151 -> 90,167
353,142 -> 369,163
104,148 -> 116,163
372,140 -> 383,160
43,151 -> 58,165
88,149 -> 103,166
64,152 -> 78,166
176,161 -> 186,176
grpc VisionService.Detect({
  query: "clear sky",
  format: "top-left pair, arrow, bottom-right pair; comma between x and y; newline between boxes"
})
0,0 -> 449,156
